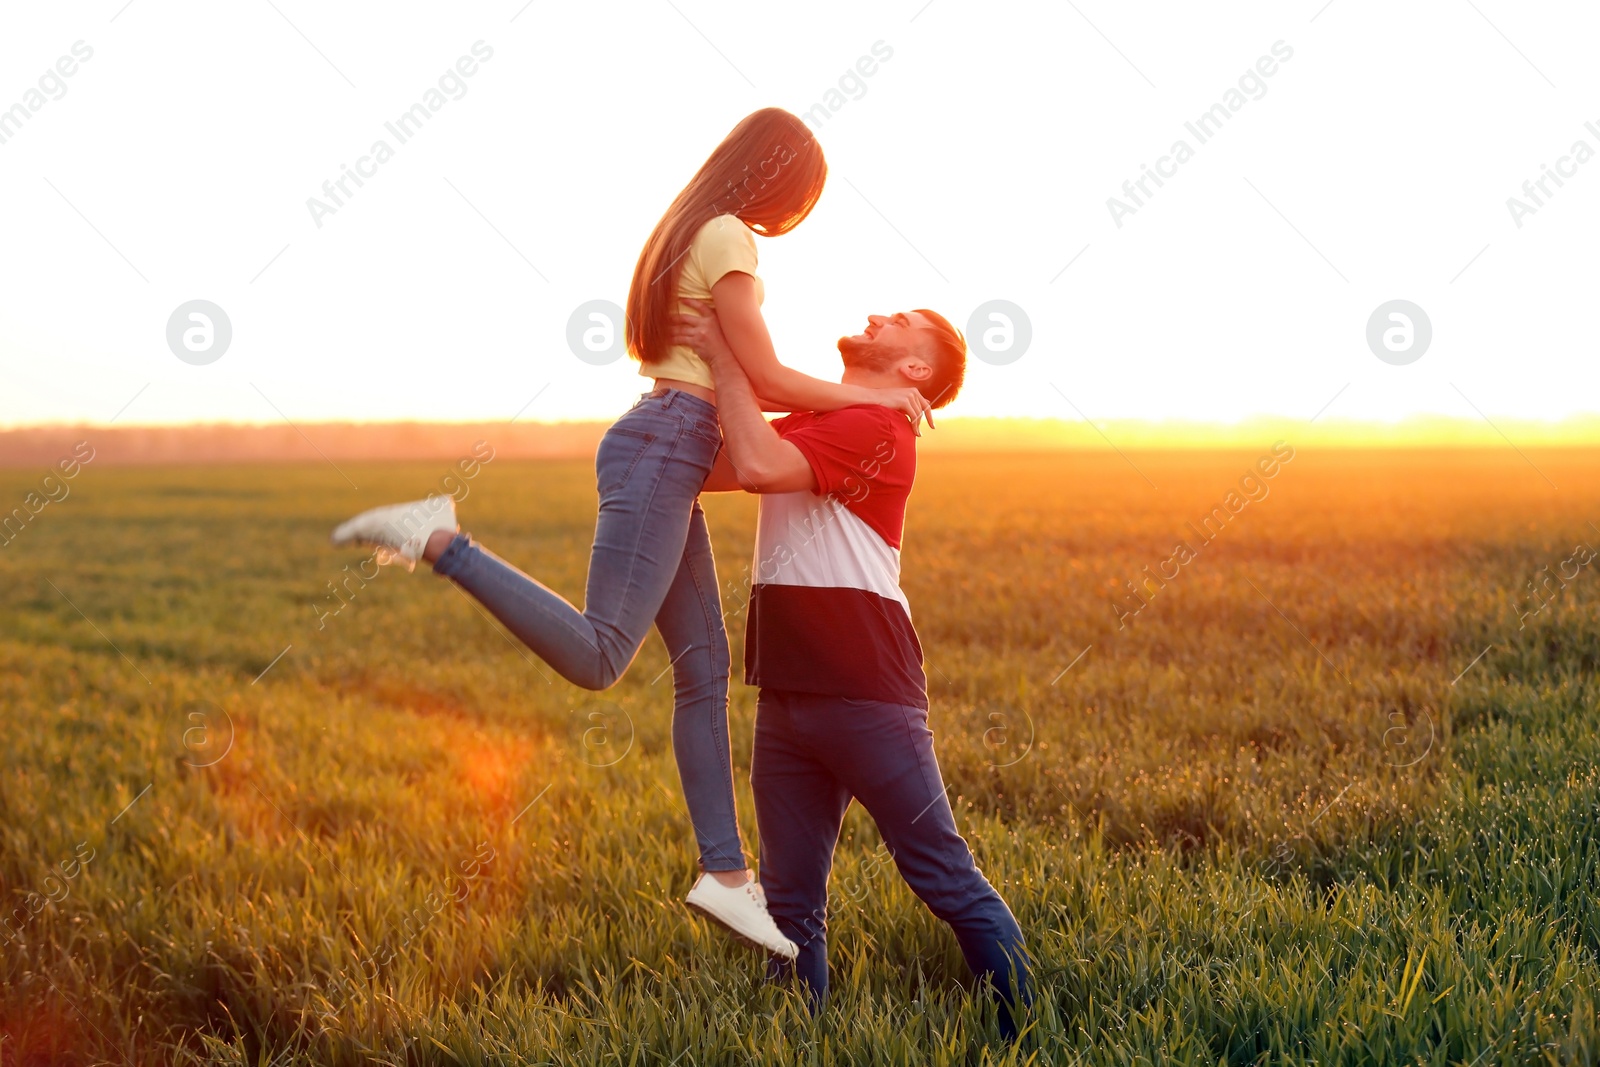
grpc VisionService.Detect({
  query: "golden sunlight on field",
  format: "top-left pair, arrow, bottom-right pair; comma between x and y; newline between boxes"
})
0,445 -> 1596,1064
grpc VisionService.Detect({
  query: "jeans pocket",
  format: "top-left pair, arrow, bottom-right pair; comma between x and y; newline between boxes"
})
596,426 -> 657,496
684,418 -> 722,448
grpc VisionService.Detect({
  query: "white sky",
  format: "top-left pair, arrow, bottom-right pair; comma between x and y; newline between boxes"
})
1,0 -> 1596,428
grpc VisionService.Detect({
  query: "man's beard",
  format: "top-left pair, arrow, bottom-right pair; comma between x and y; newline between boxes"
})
837,335 -> 899,373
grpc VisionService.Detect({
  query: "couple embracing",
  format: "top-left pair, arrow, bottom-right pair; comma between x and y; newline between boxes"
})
330,107 -> 1031,1039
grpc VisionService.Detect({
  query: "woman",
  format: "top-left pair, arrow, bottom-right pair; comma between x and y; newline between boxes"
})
330,108 -> 931,959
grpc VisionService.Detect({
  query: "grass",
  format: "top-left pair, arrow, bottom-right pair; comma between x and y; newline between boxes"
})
1,445 -> 1598,1065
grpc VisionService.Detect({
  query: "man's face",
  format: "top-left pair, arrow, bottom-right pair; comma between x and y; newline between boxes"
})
837,311 -> 936,371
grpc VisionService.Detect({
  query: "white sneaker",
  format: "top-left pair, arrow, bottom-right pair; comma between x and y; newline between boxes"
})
685,872 -> 799,959
330,495 -> 457,572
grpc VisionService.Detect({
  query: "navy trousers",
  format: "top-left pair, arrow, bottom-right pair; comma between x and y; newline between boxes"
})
750,688 -> 1031,1039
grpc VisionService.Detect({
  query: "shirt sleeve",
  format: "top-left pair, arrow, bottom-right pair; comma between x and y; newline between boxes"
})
779,408 -> 909,503
692,215 -> 759,289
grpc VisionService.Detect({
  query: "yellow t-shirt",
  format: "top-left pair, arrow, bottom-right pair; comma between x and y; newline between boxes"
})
638,214 -> 765,389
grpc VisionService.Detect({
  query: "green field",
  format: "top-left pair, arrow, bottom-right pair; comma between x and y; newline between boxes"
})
2,447 -> 1598,1065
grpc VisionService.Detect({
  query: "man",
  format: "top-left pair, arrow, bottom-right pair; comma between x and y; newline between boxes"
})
670,298 -> 1032,1040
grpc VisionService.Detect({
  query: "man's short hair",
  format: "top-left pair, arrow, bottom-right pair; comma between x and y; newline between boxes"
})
913,309 -> 967,410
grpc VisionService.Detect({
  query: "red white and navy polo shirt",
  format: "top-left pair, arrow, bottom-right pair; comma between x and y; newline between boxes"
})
743,405 -> 927,708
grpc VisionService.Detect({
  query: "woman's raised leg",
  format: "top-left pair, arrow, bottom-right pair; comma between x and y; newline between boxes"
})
430,394 -> 720,690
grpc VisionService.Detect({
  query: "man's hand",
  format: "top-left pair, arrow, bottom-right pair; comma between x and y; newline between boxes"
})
668,298 -> 735,367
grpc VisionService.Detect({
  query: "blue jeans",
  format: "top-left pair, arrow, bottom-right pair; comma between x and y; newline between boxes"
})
433,388 -> 745,872
751,689 -> 1032,1040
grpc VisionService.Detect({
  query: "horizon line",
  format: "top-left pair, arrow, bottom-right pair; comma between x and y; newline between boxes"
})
3,414 -> 1600,462
6,412 -> 1600,431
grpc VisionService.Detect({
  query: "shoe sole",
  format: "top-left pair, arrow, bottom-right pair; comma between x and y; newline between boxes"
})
329,523 -> 401,550
330,500 -> 454,550
684,898 -> 798,960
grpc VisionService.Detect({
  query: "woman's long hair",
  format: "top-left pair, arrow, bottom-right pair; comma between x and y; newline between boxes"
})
626,108 -> 826,365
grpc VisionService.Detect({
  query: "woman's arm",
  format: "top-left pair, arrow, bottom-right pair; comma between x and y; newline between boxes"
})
707,275 -> 932,429
701,348 -> 818,494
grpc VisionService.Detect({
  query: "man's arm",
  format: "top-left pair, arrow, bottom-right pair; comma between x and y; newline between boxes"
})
701,449 -> 743,493
707,348 -> 819,494
669,305 -> 817,494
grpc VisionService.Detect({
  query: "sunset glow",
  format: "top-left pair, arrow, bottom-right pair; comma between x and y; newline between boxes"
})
3,3 -> 1596,434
